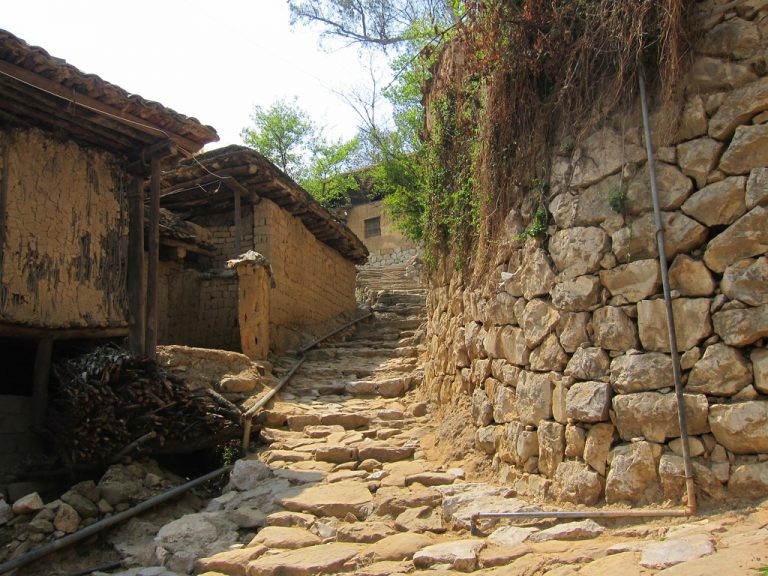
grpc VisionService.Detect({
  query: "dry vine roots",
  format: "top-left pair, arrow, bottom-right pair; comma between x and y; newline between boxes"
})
49,346 -> 242,468
424,0 -> 691,276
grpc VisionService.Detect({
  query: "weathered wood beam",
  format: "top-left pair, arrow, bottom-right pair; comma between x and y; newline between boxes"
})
127,176 -> 146,355
0,323 -> 129,340
0,60 -> 206,153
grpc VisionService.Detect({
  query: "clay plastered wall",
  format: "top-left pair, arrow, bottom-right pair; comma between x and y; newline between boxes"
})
0,128 -> 129,328
254,198 -> 358,349
157,260 -> 239,351
347,200 -> 417,266
424,4 -> 768,507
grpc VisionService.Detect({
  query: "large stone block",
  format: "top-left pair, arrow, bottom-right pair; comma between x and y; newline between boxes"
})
722,257 -> 768,306
610,352 -> 673,394
573,173 -> 624,226
521,299 -> 560,348
516,371 -> 554,426
701,17 -> 760,59
472,388 -> 493,427
498,326 -> 531,366
584,423 -> 615,476
550,227 -> 609,278
688,56 -> 757,93
605,441 -> 661,504
709,77 -> 768,140
493,385 -> 518,424
529,334 -> 569,372
626,212 -> 708,261
709,401 -> 768,454
712,304 -> 768,347
600,259 -> 661,303
554,461 -> 602,506
612,392 -> 710,443
754,349 -> 768,394
570,128 -> 645,188
517,246 -> 557,300
557,312 -> 592,353
626,163 -> 693,214
688,343 -> 752,397
551,275 -> 601,312
668,255 -> 716,297
720,124 -> 768,175
728,462 -> 768,496
593,306 -> 638,351
565,347 -> 610,381
637,298 -> 711,352
677,137 -> 724,188
746,167 -> 768,210
486,292 -> 517,326
538,420 -> 565,478
565,381 -> 611,423
704,206 -> 768,273
681,176 -> 747,227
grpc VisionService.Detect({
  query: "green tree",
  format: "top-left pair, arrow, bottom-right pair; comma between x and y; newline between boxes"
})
303,137 -> 362,208
240,98 -> 316,181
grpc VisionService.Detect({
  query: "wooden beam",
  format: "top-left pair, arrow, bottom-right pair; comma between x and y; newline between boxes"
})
127,176 -> 146,355
233,184 -> 242,256
0,60 -> 207,153
159,238 -> 216,257
0,323 -> 129,340
32,337 -> 53,431
146,153 -> 161,360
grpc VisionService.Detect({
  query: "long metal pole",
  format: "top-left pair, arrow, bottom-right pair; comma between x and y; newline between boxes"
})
639,66 -> 696,513
0,465 -> 232,575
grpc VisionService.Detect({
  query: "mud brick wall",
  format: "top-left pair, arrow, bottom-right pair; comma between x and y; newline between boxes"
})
0,127 -> 129,328
253,198 -> 358,351
423,4 -> 768,507
202,210 -> 255,268
158,261 -> 239,351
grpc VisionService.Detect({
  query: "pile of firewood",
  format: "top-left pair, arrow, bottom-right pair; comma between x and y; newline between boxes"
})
49,346 -> 242,468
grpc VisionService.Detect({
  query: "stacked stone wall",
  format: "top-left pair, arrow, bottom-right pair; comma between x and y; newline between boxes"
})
424,4 -> 768,506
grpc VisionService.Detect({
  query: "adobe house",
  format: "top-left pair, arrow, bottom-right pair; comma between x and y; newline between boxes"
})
0,30 -> 218,474
344,186 -> 422,293
158,145 -> 368,357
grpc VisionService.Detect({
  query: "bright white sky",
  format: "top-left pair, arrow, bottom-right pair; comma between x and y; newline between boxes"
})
3,0 -> 391,149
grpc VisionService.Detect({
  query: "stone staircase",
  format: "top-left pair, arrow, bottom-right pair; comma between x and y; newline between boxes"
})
143,288 -> 768,575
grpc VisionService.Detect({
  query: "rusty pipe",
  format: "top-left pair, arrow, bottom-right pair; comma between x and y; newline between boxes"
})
241,311 -> 373,453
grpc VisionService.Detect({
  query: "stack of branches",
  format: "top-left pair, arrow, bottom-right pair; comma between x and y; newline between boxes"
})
49,346 -> 242,469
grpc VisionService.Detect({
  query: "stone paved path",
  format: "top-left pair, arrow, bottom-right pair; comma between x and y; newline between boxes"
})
127,290 -> 768,576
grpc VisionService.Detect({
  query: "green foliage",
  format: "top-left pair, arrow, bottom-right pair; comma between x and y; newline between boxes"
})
303,138 -> 362,208
515,207 -> 549,242
240,98 -> 316,181
218,440 -> 241,466
608,187 -> 627,213
758,566 -> 768,575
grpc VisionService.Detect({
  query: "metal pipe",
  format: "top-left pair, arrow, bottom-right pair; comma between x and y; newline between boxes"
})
0,465 -> 232,575
469,69 -> 697,532
639,66 -> 696,514
241,311 -> 373,453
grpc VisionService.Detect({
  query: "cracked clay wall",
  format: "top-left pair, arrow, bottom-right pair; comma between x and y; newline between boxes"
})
0,127 -> 129,329
423,3 -> 768,508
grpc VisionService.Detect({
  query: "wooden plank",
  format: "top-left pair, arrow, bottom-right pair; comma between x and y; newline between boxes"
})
127,176 -> 146,355
159,238 -> 217,257
0,60 -> 207,153
32,337 -> 53,431
146,154 -> 161,359
0,323 -> 129,340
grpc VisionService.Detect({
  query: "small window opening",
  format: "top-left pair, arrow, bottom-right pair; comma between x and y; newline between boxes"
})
364,216 -> 381,238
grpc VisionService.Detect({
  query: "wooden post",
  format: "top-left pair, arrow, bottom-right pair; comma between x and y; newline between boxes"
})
32,337 -> 53,431
146,154 -> 161,359
234,185 -> 242,256
127,176 -> 145,355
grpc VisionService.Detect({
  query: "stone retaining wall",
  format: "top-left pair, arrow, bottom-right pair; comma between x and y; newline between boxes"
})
423,3 -> 768,505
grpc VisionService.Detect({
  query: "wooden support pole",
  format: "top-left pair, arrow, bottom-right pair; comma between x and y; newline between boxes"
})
32,337 -> 53,431
146,154 -> 161,360
233,184 -> 242,256
127,176 -> 145,355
